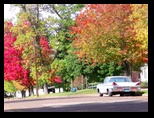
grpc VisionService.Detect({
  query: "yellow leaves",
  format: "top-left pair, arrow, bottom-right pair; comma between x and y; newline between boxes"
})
78,53 -> 84,59
119,49 -> 127,54
71,4 -> 148,65
136,43 -> 142,47
91,63 -> 95,66
130,4 -> 148,45
12,80 -> 27,91
143,51 -> 148,55
129,4 -> 148,64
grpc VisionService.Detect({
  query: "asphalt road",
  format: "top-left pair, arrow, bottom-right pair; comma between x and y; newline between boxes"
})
4,95 -> 148,112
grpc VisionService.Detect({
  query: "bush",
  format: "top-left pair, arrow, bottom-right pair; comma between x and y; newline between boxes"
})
140,81 -> 148,88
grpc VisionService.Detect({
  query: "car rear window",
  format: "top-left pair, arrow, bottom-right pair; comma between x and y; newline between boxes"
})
109,77 -> 132,82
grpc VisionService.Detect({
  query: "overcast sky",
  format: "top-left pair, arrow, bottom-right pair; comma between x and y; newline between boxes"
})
4,4 -> 19,22
4,4 -> 53,22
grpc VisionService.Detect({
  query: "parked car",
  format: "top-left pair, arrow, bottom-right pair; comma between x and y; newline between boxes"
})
96,76 -> 141,97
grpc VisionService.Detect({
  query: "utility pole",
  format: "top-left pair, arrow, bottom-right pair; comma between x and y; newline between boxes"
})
85,76 -> 88,88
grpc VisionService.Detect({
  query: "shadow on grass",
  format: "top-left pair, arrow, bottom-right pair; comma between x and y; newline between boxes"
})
135,91 -> 146,96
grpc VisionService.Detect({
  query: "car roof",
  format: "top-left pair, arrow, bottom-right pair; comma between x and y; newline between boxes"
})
106,76 -> 130,78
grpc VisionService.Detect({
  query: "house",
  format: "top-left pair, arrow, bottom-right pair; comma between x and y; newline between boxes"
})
140,63 -> 148,82
120,63 -> 148,82
131,71 -> 140,82
14,87 -> 64,98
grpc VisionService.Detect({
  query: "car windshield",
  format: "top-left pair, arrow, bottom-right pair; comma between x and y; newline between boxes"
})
109,77 -> 132,82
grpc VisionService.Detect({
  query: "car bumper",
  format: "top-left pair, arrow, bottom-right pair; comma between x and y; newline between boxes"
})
112,87 -> 141,93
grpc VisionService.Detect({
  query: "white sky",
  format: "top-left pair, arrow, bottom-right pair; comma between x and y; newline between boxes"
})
4,4 -> 54,23
4,4 -> 81,28
4,4 -> 19,22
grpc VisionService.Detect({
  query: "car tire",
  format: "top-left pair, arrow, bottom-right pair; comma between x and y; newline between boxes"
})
97,89 -> 103,97
131,92 -> 135,96
120,93 -> 124,96
108,89 -> 113,97
99,93 -> 103,97
97,89 -> 99,93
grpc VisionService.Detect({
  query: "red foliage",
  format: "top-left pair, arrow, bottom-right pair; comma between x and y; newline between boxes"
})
53,76 -> 62,83
143,57 -> 148,63
4,21 -> 30,87
49,76 -> 62,84
39,36 -> 52,61
22,20 -> 31,27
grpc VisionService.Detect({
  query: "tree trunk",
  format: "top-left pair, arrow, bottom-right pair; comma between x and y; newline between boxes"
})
29,86 -> 34,96
21,90 -> 26,98
14,92 -> 16,98
43,83 -> 48,94
59,88 -> 60,93
71,78 -> 73,89
82,75 -> 84,89
123,61 -> 131,76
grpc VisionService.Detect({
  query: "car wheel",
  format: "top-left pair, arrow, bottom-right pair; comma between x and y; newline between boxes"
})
97,89 -> 99,93
99,92 -> 103,97
108,89 -> 113,97
120,93 -> 124,96
131,92 -> 135,96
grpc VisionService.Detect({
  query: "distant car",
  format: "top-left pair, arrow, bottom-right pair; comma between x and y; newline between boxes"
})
96,76 -> 141,97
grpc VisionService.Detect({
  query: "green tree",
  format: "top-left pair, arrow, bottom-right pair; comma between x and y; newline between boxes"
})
10,4 -> 57,96
10,4 -> 85,94
47,4 -> 84,89
4,80 -> 17,93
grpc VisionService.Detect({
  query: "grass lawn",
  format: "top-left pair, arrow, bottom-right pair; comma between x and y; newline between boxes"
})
136,89 -> 148,96
26,88 -> 148,99
141,89 -> 148,94
27,89 -> 97,99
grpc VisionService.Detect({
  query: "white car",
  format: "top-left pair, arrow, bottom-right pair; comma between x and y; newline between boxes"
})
96,76 -> 141,97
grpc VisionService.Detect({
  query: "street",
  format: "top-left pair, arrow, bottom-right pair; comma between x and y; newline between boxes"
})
4,95 -> 148,112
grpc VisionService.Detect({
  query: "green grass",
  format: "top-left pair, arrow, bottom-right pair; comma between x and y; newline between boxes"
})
136,89 -> 148,96
16,89 -> 148,99
141,90 -> 148,94
26,89 -> 97,99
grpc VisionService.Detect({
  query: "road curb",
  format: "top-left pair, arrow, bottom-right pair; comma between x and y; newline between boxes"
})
142,94 -> 148,96
4,93 -> 148,101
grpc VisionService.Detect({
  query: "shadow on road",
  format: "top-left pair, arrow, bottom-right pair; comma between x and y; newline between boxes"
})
4,100 -> 148,112
4,96 -> 93,103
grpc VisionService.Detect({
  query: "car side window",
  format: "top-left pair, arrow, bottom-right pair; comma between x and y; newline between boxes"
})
104,78 -> 108,83
126,78 -> 132,82
109,78 -> 116,82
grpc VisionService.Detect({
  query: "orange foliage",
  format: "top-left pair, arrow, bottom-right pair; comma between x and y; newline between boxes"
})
69,4 -> 148,65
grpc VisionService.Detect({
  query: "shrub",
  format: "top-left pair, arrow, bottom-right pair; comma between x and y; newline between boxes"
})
140,81 -> 148,88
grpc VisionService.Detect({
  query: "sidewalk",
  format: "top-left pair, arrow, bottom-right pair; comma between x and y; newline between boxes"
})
141,88 -> 148,91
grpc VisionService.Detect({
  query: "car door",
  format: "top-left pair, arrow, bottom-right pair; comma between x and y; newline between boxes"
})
101,77 -> 109,93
